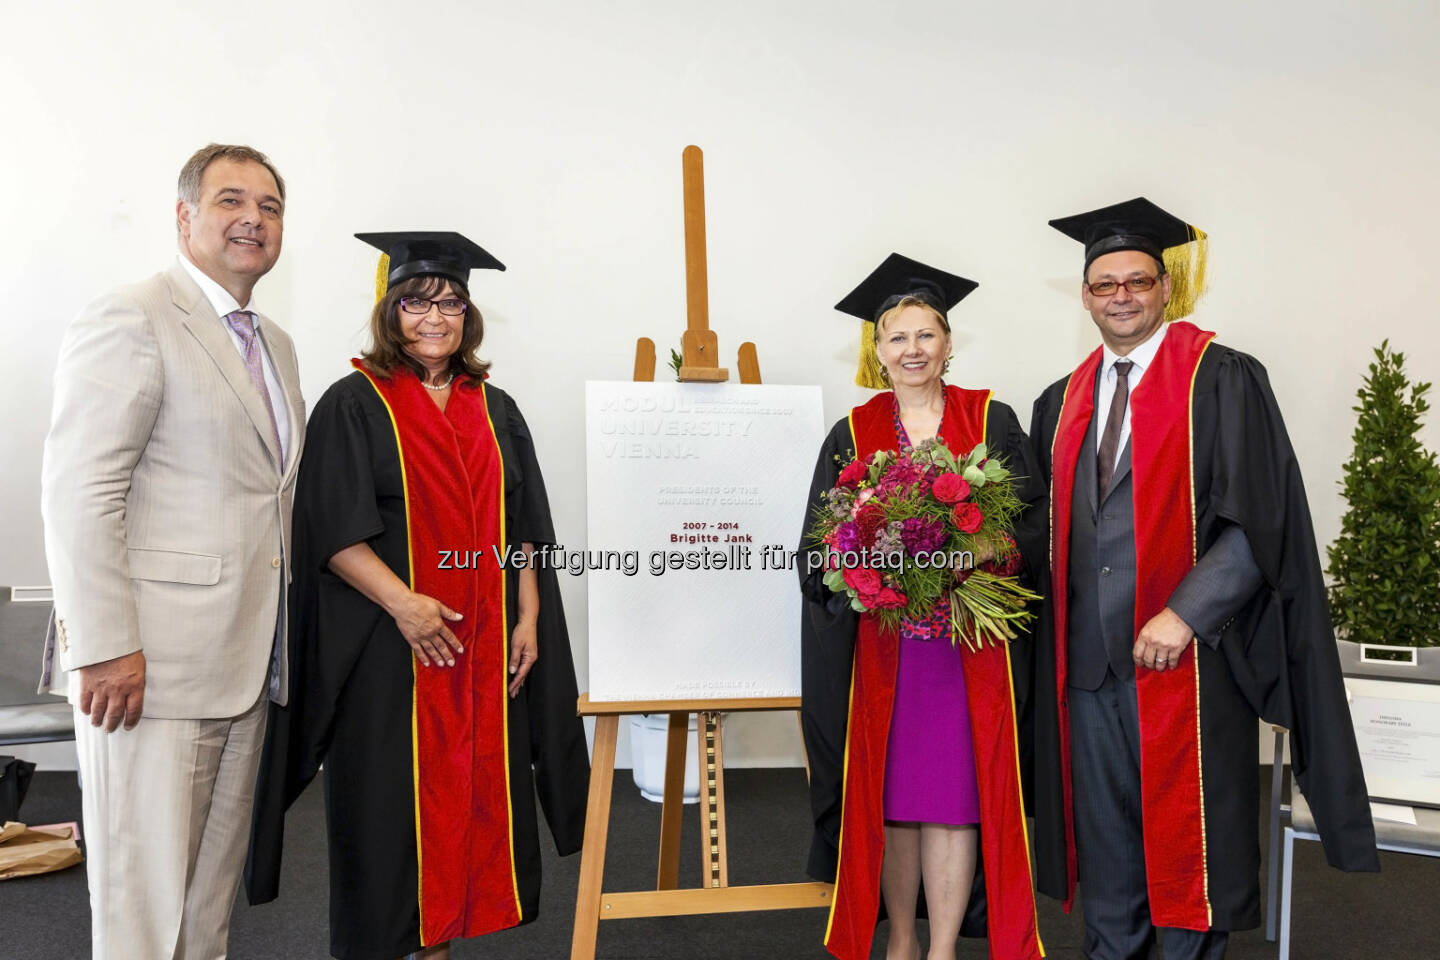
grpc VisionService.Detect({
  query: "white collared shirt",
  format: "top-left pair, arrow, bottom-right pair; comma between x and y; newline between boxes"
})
176,254 -> 291,463
1095,321 -> 1169,458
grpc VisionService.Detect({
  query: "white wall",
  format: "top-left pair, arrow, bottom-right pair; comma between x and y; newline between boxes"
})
3,1 -> 1436,768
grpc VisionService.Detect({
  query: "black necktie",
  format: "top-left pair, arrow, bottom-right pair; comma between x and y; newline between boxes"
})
1097,359 -> 1133,497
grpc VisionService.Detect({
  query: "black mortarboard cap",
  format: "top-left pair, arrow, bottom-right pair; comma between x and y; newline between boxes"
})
1048,197 -> 1201,273
355,231 -> 505,290
834,253 -> 978,324
1049,197 -> 1210,321
836,253 -> 978,389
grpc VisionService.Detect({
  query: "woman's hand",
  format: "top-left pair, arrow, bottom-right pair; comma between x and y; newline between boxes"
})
508,619 -> 538,697
388,590 -> 465,667
509,543 -> 541,697
327,542 -> 466,668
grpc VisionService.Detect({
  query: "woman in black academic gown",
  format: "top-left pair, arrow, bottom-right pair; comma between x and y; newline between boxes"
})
798,254 -> 1048,960
246,232 -> 589,960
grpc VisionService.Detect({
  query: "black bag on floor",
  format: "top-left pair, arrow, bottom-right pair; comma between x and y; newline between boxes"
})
0,755 -> 36,821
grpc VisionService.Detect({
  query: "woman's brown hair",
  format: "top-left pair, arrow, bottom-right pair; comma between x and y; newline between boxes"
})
359,274 -> 492,384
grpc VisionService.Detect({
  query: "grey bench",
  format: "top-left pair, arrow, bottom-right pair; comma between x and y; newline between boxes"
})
0,588 -> 74,749
1279,788 -> 1440,959
0,702 -> 74,747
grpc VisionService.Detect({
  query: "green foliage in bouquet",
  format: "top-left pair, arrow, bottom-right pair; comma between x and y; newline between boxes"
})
1327,341 -> 1440,648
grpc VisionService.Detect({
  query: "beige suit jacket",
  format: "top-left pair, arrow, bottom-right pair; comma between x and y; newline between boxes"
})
40,261 -> 305,717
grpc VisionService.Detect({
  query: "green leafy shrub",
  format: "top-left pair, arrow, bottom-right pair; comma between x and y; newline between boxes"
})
1327,341 -> 1440,647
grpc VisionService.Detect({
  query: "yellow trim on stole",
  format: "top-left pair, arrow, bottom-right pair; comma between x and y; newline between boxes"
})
478,383 -> 525,921
822,413 -> 862,947
1187,338 -> 1216,926
355,369 -> 428,944
1003,639 -> 1046,956
1040,371 -> 1081,909
1045,379 -> 1072,588
988,395 -> 1046,956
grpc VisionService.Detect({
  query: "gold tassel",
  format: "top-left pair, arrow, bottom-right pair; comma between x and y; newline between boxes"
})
855,319 -> 888,389
1162,226 -> 1208,322
374,253 -> 390,303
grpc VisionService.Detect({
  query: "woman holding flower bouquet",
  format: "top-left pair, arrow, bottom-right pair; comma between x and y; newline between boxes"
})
799,254 -> 1048,960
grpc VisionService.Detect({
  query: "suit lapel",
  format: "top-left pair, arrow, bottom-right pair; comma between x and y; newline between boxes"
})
167,263 -> 284,470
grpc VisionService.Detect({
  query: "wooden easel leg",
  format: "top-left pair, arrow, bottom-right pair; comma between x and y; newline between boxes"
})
656,711 -> 689,890
571,714 -> 618,960
699,711 -> 729,888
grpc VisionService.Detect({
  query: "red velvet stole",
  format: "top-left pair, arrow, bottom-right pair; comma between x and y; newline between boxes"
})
1045,321 -> 1216,930
355,361 -> 521,946
824,386 -> 1044,960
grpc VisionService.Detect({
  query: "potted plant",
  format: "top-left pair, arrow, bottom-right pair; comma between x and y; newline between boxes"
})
629,714 -> 700,803
1327,341 -> 1440,679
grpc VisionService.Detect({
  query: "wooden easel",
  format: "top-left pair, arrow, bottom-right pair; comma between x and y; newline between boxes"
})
570,146 -> 832,960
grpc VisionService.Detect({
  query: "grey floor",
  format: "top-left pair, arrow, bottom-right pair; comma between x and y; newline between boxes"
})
0,767 -> 1433,959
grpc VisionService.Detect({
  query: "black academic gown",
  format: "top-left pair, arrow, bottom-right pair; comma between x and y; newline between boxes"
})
1028,341 -> 1379,924
245,372 -> 589,960
797,395 -> 1047,935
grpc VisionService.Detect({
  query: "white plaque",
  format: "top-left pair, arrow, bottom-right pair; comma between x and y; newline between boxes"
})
1345,677 -> 1440,808
584,381 -> 825,702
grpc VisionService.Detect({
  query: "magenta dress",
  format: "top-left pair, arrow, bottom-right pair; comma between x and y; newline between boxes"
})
881,401 -> 981,825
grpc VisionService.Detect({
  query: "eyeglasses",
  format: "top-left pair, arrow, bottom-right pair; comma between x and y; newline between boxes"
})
399,296 -> 467,317
1086,276 -> 1159,297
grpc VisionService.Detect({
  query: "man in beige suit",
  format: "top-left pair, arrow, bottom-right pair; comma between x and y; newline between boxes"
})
41,143 -> 304,959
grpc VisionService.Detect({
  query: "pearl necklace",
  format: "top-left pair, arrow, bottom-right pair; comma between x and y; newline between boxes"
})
423,374 -> 455,392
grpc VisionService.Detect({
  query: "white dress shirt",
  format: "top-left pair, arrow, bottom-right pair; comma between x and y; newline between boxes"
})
1095,321 -> 1169,460
176,254 -> 292,465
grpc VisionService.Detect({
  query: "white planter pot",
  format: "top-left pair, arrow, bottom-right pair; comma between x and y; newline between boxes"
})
629,714 -> 700,804
1338,639 -> 1440,683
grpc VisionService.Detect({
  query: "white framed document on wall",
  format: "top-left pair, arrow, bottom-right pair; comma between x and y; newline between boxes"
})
1345,676 -> 1440,808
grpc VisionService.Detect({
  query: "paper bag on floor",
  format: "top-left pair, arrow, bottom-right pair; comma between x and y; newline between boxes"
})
0,821 -> 84,880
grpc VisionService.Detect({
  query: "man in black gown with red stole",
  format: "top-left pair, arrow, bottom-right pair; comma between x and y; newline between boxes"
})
1028,198 -> 1378,960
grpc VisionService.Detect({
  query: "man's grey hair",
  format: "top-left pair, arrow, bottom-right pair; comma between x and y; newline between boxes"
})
177,143 -> 286,208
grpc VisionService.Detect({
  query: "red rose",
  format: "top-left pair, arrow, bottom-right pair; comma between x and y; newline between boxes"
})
855,503 -> 887,546
872,587 -> 908,609
842,566 -> 883,597
932,473 -> 972,504
952,502 -> 983,534
837,459 -> 868,488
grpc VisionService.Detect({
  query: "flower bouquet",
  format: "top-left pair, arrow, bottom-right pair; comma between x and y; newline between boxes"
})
810,439 -> 1041,649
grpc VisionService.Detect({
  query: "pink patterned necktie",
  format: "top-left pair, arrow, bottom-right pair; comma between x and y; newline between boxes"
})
224,310 -> 283,458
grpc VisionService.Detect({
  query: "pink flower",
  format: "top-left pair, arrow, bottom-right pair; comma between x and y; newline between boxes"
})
952,502 -> 983,534
932,473 -> 972,504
